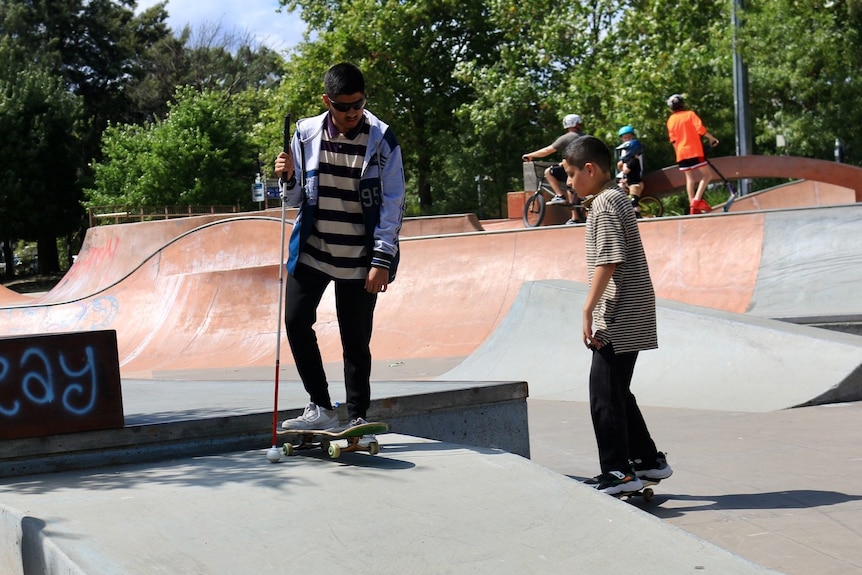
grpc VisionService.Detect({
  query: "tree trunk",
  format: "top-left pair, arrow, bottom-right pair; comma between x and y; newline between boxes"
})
417,154 -> 432,215
36,236 -> 60,274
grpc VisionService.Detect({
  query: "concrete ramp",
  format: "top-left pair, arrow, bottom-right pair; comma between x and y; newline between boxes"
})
442,280 -> 862,412
746,207 -> 862,317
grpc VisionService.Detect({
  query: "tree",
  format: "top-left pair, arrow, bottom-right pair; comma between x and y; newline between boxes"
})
0,0 -> 172,270
127,21 -> 285,123
743,0 -> 862,161
279,0 -> 503,214
0,38 -> 83,275
0,0 -> 174,162
86,87 -> 262,209
271,0 -> 738,216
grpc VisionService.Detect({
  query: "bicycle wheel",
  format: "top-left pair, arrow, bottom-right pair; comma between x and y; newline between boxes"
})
523,192 -> 546,227
638,195 -> 663,218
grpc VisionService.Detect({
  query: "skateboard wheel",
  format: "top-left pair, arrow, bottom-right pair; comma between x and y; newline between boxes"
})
328,443 -> 341,459
642,488 -> 654,502
367,441 -> 380,456
282,443 -> 294,457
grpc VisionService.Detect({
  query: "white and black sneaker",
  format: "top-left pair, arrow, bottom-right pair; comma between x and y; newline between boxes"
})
632,451 -> 673,481
585,470 -> 643,495
281,402 -> 339,431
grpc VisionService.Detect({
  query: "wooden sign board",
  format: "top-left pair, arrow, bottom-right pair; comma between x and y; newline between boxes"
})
0,330 -> 124,440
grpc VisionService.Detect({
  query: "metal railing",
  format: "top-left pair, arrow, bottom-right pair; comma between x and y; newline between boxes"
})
88,205 -> 240,227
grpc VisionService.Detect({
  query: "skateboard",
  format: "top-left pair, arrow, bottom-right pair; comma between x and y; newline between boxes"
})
277,422 -> 389,459
614,479 -> 660,502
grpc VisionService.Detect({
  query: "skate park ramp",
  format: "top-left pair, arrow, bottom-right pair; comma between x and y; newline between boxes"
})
442,279 -> 862,411
0,204 -> 860,410
1,202 -> 860,575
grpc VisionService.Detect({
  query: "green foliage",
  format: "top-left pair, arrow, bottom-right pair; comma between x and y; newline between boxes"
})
278,0 -> 505,214
128,22 -> 285,123
5,0 -> 862,250
86,87 -> 262,208
0,38 -> 84,240
743,0 -> 862,160
273,0 -> 748,217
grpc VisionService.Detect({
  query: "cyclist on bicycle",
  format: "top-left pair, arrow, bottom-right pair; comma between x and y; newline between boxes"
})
522,113 -> 586,224
616,125 -> 645,217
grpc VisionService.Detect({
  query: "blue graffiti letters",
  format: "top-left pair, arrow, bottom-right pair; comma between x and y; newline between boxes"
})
2,345 -> 100,418
59,347 -> 98,415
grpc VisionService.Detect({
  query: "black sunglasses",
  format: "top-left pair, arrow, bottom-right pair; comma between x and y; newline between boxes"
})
328,96 -> 366,112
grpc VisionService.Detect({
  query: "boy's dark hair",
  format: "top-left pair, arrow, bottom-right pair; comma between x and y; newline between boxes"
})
563,135 -> 612,173
324,62 -> 365,97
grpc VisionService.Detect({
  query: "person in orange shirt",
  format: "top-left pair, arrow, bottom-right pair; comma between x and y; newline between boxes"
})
665,94 -> 719,214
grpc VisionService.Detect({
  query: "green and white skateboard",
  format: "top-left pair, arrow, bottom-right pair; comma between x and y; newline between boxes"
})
277,421 -> 389,458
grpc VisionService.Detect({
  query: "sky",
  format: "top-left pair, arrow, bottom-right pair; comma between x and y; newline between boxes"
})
134,0 -> 307,53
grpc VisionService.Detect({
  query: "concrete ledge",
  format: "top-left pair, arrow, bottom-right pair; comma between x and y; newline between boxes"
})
0,381 -> 528,478
0,505 -> 23,575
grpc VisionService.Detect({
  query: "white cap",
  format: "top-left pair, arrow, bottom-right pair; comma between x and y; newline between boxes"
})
563,114 -> 582,129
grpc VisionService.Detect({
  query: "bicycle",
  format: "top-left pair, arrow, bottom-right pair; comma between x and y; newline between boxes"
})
522,161 -> 583,227
622,185 -> 664,218
522,161 -> 663,227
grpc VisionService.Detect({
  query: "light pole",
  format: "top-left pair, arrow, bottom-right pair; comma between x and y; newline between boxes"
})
732,0 -> 752,195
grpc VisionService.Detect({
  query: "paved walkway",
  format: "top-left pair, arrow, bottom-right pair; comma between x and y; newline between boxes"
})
528,399 -> 862,575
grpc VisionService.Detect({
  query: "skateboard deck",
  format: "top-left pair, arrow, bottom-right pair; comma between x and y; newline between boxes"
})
614,479 -> 660,502
277,422 -> 389,458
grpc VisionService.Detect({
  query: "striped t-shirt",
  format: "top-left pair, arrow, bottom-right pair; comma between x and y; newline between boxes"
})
585,184 -> 658,354
298,117 -> 370,281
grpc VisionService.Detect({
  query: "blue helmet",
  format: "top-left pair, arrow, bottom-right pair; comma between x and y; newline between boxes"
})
618,125 -> 636,137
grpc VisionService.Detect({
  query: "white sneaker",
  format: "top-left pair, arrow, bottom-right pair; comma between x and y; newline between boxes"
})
281,402 -> 339,430
547,194 -> 567,205
348,417 -> 376,448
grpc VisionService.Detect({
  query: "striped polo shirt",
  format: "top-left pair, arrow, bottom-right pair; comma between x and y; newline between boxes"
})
298,116 -> 370,281
585,184 -> 658,354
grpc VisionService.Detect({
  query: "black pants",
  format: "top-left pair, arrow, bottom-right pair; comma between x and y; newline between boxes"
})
284,265 -> 377,420
589,343 -> 658,474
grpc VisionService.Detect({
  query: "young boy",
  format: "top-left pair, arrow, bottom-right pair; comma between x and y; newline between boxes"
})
615,125 -> 645,216
561,135 -> 672,495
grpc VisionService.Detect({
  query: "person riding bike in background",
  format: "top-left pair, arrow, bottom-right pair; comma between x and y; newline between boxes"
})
522,114 -> 586,224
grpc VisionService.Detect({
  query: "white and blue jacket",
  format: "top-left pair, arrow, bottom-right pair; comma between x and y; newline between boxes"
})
283,110 -> 406,281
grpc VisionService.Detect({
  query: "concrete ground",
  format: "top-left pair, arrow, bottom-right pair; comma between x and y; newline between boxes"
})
528,399 -> 862,575
0,430 -> 779,575
2,371 -> 859,574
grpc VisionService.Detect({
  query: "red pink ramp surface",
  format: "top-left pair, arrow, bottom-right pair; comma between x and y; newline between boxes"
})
0,206 -> 859,386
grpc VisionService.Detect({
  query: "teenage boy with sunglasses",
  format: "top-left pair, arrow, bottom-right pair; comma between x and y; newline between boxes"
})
274,63 -> 406,445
